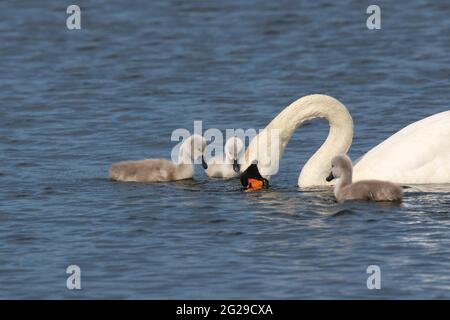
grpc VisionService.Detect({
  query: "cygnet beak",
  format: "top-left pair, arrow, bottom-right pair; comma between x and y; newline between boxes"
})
326,172 -> 335,182
233,159 -> 240,173
201,156 -> 208,169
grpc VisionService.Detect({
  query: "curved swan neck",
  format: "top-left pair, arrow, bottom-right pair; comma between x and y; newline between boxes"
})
241,94 -> 353,187
298,96 -> 353,187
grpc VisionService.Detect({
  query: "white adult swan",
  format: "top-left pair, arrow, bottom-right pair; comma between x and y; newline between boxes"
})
240,94 -> 450,187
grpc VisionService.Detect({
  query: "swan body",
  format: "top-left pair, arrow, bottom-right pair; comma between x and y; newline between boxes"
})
353,110 -> 450,184
240,94 -> 450,187
327,155 -> 402,203
109,134 -> 206,182
204,137 -> 244,179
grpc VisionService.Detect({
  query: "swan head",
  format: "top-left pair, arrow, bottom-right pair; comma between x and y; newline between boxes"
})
179,134 -> 207,166
225,136 -> 244,172
326,154 -> 352,182
240,160 -> 269,192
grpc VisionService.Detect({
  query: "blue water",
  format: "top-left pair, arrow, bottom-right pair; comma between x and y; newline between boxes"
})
0,0 -> 449,299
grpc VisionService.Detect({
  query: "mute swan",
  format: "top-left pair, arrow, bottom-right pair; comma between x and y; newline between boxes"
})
327,155 -> 402,203
109,134 -> 206,182
240,94 -> 450,187
204,136 -> 244,179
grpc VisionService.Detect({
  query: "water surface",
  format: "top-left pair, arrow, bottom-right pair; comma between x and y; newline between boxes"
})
0,0 -> 449,299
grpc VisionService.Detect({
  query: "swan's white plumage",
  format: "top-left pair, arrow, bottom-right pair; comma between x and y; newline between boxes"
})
240,94 -> 450,187
240,94 -> 353,187
353,110 -> 450,184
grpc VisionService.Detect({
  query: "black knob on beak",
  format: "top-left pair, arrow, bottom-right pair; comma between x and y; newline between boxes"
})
326,172 -> 335,182
240,161 -> 269,191
233,159 -> 240,173
202,156 -> 208,169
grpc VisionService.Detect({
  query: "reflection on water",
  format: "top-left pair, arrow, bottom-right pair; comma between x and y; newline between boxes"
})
405,184 -> 450,194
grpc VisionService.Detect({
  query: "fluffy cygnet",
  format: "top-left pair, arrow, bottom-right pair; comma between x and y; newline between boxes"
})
326,154 -> 403,203
204,136 -> 244,179
109,134 -> 206,182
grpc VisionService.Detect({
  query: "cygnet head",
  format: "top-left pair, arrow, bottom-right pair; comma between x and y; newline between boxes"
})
179,134 -> 207,165
225,136 -> 244,172
326,154 -> 353,182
